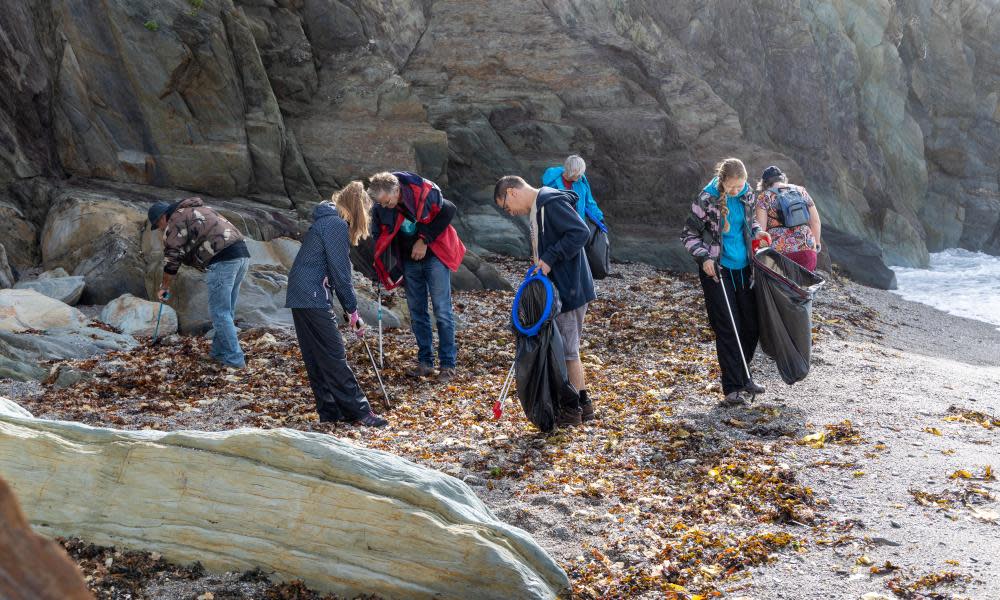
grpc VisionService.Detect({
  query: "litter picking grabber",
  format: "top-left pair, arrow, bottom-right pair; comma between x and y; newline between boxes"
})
151,291 -> 170,346
493,360 -> 516,419
718,273 -> 757,402
361,336 -> 392,411
377,281 -> 384,369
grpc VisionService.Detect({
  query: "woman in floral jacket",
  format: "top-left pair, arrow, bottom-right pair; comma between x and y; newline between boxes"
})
754,165 -> 823,271
681,158 -> 771,406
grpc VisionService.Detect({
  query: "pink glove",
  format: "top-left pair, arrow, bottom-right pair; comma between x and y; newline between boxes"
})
349,310 -> 365,340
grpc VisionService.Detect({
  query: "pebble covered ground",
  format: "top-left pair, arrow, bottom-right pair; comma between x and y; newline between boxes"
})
5,257 -> 999,600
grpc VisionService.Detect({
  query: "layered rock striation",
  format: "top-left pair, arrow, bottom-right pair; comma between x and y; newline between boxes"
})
0,397 -> 570,599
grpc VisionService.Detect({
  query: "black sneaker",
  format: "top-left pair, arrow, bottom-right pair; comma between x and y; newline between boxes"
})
357,411 -> 388,428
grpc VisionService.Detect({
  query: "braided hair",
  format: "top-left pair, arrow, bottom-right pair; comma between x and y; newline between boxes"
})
714,158 -> 748,233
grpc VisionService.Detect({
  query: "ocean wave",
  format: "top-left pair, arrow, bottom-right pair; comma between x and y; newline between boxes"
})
891,249 -> 1000,328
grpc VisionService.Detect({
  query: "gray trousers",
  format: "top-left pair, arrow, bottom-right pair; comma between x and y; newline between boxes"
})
291,308 -> 370,421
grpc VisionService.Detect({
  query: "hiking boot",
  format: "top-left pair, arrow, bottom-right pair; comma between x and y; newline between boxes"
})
720,392 -> 746,408
356,411 -> 388,428
438,367 -> 457,382
556,408 -> 583,428
318,413 -> 344,424
407,363 -> 436,378
743,381 -> 766,396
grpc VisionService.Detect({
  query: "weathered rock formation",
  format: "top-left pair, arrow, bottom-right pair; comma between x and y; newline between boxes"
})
0,244 -> 14,289
40,188 -> 148,305
100,293 -> 179,337
14,274 -> 86,305
0,289 -> 137,380
2,0 -> 998,291
0,288 -> 89,332
0,476 -> 92,600
0,397 -> 570,600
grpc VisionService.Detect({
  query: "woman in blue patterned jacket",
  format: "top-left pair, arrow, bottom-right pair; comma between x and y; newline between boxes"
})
286,182 -> 388,427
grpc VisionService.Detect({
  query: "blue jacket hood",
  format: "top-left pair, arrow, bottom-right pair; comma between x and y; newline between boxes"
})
312,201 -> 339,221
703,177 -> 750,199
541,166 -> 565,187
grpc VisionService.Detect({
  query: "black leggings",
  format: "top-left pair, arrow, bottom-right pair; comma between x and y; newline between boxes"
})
699,266 -> 759,395
292,308 -> 371,421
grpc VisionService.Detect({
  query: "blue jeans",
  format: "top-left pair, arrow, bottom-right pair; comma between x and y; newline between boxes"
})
403,255 -> 456,368
206,257 -> 250,367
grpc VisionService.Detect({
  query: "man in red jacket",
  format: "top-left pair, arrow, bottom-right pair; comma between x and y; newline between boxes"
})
368,171 -> 466,381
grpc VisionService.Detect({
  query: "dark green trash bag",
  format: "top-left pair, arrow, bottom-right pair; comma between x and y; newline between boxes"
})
752,248 -> 825,384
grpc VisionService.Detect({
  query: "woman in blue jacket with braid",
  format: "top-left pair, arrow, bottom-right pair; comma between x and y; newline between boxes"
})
285,181 -> 388,427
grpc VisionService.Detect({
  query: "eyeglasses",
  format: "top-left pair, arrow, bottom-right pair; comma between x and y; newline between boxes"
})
501,190 -> 512,212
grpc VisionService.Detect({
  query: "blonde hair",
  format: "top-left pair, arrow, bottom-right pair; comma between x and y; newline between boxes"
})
332,181 -> 371,246
714,158 -> 748,233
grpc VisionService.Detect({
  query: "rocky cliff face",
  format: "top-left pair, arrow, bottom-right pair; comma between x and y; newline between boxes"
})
2,0 -> 998,287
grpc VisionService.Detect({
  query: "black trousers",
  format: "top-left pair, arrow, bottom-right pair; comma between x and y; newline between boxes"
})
699,265 -> 759,395
291,308 -> 370,421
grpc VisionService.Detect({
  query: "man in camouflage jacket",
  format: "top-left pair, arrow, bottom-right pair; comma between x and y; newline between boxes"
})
148,198 -> 251,368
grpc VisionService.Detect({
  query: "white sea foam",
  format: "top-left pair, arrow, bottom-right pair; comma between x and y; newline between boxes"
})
891,249 -> 1000,329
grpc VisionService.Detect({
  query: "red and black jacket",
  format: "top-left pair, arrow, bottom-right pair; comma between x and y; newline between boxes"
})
372,172 -> 466,289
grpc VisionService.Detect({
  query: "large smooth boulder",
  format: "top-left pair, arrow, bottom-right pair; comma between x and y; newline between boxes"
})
0,289 -> 137,381
0,326 -> 137,381
0,477 -> 92,600
14,276 -> 86,305
41,190 -> 147,305
0,289 -> 89,332
0,398 -> 570,600
825,226 -> 898,290
145,264 -> 291,335
456,205 -> 530,259
100,293 -> 178,337
245,237 -> 300,271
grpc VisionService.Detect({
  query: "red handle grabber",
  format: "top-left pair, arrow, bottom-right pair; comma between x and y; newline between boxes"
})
752,235 -> 771,255
493,361 -> 515,421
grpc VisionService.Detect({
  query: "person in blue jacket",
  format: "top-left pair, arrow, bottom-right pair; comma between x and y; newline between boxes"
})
541,155 -> 605,223
494,175 -> 597,427
285,181 -> 388,427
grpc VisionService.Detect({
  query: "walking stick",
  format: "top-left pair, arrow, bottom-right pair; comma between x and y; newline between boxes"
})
493,360 -> 516,419
718,273 -> 757,401
361,336 -> 392,411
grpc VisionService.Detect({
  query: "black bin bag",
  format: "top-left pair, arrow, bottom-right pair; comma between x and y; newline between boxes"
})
585,212 -> 611,280
752,248 -> 825,384
511,270 -> 579,433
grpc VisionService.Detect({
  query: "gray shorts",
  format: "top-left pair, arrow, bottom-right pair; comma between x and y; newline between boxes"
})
554,304 -> 588,361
